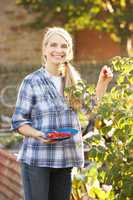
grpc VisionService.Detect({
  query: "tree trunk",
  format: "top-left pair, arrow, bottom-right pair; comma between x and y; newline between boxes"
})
120,39 -> 128,57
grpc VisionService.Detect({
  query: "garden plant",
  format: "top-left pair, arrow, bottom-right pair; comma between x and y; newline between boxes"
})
69,57 -> 133,200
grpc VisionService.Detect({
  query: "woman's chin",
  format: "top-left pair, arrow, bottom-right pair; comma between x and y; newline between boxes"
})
52,59 -> 64,66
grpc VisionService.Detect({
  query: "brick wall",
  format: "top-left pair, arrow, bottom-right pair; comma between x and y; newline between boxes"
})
0,149 -> 23,200
0,0 -> 42,68
74,29 -> 121,61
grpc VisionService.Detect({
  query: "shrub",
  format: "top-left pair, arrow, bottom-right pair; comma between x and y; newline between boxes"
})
71,57 -> 133,200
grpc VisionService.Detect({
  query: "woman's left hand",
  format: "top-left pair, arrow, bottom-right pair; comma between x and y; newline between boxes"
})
98,65 -> 113,84
96,65 -> 113,99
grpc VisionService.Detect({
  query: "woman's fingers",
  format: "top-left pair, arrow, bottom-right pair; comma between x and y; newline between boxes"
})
100,65 -> 113,81
34,131 -> 58,144
38,135 -> 57,144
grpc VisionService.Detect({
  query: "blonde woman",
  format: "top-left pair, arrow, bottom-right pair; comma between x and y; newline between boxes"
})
12,27 -> 113,200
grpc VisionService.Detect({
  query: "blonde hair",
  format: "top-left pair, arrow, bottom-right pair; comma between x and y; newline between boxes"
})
42,27 -> 82,110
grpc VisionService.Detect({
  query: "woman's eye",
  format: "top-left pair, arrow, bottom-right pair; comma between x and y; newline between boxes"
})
61,44 -> 68,49
50,43 -> 57,47
50,43 -> 68,49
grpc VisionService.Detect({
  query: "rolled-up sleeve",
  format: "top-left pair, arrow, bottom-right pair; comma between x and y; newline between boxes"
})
11,78 -> 34,131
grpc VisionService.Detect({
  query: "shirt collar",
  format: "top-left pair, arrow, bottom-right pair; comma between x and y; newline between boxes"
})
40,66 -> 63,79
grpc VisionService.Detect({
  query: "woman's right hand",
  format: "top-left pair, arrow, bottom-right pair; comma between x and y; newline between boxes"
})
18,125 -> 57,144
34,131 -> 57,144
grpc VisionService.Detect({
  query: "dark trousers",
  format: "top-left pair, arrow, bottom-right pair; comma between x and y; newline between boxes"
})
21,163 -> 72,200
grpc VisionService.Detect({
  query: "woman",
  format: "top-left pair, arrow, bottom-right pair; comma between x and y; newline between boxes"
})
12,27 -> 113,200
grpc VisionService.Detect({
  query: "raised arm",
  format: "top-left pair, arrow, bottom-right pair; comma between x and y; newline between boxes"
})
95,65 -> 113,100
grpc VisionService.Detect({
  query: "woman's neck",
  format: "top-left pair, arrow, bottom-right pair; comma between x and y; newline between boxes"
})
45,63 -> 60,76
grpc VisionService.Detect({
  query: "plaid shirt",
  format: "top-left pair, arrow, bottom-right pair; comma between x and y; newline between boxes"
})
12,67 -> 84,168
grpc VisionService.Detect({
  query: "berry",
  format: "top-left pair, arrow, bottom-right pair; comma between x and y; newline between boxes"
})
48,132 -> 71,139
103,69 -> 108,76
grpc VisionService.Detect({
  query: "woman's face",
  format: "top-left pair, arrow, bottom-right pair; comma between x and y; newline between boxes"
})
44,33 -> 69,67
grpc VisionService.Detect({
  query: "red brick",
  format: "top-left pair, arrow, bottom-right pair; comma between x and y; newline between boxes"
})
0,150 -> 23,200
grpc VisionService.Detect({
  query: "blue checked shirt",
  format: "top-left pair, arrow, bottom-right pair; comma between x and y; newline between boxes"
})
12,67 -> 84,168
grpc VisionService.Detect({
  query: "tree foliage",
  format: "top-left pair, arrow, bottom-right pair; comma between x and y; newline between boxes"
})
16,0 -> 133,53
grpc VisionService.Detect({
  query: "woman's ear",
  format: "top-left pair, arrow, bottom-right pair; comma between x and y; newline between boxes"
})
42,55 -> 47,64
44,55 -> 47,61
66,46 -> 73,62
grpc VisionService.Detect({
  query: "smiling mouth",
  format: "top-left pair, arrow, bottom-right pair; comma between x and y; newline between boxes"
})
52,55 -> 64,59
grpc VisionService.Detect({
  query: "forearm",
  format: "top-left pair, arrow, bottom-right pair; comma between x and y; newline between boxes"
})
95,65 -> 113,100
17,124 -> 42,139
17,124 -> 56,144
95,80 -> 108,100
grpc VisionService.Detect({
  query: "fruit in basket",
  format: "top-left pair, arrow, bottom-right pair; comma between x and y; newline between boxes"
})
48,132 -> 71,139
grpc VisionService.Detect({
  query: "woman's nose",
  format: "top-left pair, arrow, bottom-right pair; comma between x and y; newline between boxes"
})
55,46 -> 63,52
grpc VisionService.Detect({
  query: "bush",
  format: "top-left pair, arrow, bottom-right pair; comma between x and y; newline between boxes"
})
71,57 -> 133,200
